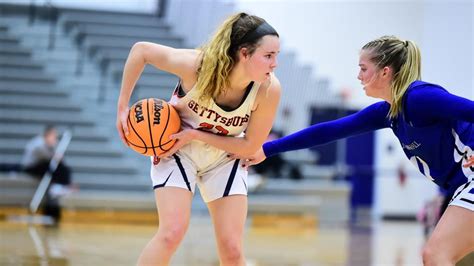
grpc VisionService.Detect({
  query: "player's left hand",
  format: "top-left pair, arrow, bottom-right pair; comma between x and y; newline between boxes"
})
463,155 -> 474,168
227,153 -> 250,169
228,147 -> 267,168
158,129 -> 197,158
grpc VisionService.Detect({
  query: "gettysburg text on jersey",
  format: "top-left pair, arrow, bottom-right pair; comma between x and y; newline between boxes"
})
188,100 -> 249,127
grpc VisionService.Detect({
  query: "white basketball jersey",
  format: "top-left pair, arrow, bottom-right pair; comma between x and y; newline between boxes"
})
168,81 -> 260,172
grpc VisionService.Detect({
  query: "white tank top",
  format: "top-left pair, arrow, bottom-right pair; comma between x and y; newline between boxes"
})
168,81 -> 261,172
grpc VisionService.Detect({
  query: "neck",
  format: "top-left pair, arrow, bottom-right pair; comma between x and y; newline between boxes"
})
227,65 -> 252,92
377,82 -> 393,104
382,90 -> 393,104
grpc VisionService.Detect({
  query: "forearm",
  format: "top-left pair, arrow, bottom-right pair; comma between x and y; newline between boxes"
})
263,102 -> 390,157
118,44 -> 146,107
194,130 -> 259,157
263,124 -> 330,157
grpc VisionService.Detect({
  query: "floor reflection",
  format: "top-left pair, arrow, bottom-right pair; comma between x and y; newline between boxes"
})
0,215 -> 432,266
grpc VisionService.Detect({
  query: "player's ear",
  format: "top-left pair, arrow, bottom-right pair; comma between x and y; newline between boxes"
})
239,47 -> 250,60
382,66 -> 392,77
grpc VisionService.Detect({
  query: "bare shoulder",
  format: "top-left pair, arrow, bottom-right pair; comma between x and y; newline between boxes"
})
177,49 -> 201,67
178,49 -> 202,91
173,49 -> 201,77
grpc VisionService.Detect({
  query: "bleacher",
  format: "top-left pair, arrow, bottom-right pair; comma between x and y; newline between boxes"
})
0,3 -> 349,225
0,5 -> 149,201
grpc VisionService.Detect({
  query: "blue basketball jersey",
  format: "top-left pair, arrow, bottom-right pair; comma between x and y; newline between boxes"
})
391,81 -> 474,192
263,80 -> 474,193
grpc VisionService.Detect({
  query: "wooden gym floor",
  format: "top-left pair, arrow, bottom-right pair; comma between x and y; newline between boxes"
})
0,211 -> 426,266
1,208 -> 474,265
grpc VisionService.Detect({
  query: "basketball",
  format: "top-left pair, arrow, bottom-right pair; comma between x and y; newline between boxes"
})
125,98 -> 181,156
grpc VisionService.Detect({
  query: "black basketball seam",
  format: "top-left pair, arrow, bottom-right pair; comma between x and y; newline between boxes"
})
124,120 -> 131,147
127,139 -> 174,149
158,101 -> 172,152
127,112 -> 149,154
146,99 -> 157,156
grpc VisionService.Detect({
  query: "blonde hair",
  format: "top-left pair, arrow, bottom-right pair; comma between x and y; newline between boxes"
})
195,12 -> 278,105
362,36 -> 422,118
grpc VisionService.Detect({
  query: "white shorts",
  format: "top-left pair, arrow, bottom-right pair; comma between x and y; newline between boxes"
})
150,154 -> 248,202
449,179 -> 474,211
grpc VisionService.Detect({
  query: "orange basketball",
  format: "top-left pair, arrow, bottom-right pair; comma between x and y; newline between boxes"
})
125,98 -> 181,156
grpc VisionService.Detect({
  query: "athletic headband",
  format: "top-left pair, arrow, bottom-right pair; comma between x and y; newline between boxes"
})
239,22 -> 278,45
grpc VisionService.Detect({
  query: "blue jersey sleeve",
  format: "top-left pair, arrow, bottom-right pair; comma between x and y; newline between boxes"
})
405,85 -> 474,126
263,101 -> 391,157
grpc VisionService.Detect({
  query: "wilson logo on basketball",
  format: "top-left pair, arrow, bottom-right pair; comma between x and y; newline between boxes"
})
153,99 -> 164,125
126,98 -> 181,156
134,102 -> 144,123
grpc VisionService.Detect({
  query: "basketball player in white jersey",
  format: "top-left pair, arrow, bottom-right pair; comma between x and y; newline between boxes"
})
116,13 -> 281,266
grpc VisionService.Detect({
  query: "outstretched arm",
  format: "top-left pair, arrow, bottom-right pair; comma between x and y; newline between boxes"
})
243,101 -> 391,167
264,101 -> 390,157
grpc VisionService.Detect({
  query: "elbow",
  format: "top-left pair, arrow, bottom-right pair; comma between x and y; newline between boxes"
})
132,41 -> 147,51
131,42 -> 145,54
127,42 -> 146,61
130,42 -> 148,61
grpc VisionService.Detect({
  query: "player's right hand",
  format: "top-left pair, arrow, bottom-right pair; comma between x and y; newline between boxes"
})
116,105 -> 130,146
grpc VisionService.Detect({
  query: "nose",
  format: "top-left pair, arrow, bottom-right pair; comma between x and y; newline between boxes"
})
271,58 -> 278,69
357,72 -> 362,81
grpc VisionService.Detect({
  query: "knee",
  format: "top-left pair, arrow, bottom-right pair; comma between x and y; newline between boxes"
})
157,224 -> 187,250
422,243 -> 455,266
219,237 -> 243,263
422,244 -> 436,265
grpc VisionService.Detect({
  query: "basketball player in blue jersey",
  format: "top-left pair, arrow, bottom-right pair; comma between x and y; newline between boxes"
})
116,13 -> 281,266
244,36 -> 474,265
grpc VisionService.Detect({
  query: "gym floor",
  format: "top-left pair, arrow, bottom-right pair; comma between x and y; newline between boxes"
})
1,213 -> 430,266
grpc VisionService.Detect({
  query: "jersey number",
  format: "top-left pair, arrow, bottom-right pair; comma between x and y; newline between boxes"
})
198,122 -> 229,136
410,156 -> 434,181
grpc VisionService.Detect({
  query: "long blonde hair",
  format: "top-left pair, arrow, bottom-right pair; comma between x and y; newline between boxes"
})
196,12 -> 278,105
362,36 -> 422,118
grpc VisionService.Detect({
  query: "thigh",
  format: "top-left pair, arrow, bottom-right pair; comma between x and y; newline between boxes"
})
52,162 -> 71,185
427,205 -> 474,262
25,161 -> 50,177
207,195 -> 248,241
154,187 -> 193,229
